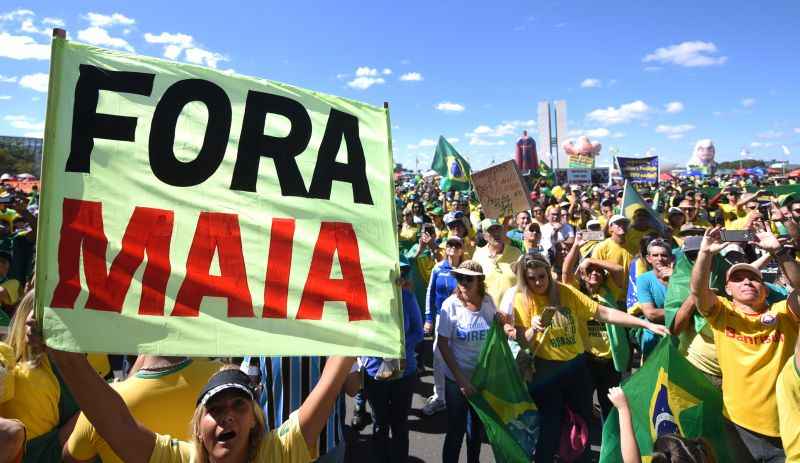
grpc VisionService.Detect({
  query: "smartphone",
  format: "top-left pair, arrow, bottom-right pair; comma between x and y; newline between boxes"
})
581,230 -> 605,242
719,229 -> 755,243
540,306 -> 558,327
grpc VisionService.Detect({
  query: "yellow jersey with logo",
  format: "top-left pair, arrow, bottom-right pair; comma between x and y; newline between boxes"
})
702,297 -> 798,436
149,411 -> 315,463
68,358 -> 221,463
777,356 -> 800,462
512,283 -> 599,362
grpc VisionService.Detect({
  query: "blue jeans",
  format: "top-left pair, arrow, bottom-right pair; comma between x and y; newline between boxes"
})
443,377 -> 483,463
364,374 -> 415,463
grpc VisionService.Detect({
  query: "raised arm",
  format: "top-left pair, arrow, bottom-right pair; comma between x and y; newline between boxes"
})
751,231 -> 800,289
298,357 -> 356,451
48,350 -> 154,463
595,305 -> 669,337
561,234 -> 584,286
671,294 -> 697,335
607,387 -> 641,463
690,227 -> 727,315
582,258 -> 625,290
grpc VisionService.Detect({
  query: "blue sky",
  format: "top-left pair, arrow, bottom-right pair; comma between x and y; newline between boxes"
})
1,1 -> 798,170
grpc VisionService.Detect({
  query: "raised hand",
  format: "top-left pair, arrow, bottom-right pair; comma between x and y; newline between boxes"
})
700,226 -> 729,255
750,230 -> 783,254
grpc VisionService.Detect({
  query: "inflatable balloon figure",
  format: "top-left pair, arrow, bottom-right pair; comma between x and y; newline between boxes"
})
562,135 -> 601,168
686,139 -> 717,175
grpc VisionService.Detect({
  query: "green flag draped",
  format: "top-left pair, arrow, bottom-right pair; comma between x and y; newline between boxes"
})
468,321 -> 539,463
621,181 -> 667,235
599,338 -> 731,463
431,136 -> 471,191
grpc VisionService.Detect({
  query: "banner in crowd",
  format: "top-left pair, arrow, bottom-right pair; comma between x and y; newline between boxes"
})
472,160 -> 532,218
616,156 -> 659,183
469,321 -> 539,463
554,167 -> 611,186
431,136 -> 471,191
599,338 -> 732,462
36,37 -> 403,357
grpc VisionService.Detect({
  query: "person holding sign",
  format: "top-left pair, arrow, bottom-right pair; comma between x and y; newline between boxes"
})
45,329 -> 356,463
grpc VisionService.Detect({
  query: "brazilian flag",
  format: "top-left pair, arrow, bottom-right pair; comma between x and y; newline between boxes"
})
621,181 -> 667,235
431,136 -> 471,191
469,321 -> 539,463
599,338 -> 731,462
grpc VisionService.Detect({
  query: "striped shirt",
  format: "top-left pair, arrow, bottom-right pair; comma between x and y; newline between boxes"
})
243,356 -> 345,456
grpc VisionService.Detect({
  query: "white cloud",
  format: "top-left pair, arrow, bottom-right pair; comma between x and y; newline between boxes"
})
757,130 -> 783,139
382,68 -> 392,75
143,32 -> 227,68
436,102 -> 465,112
611,132 -> 625,139
84,12 -> 135,28
469,138 -> 506,146
655,123 -> 695,139
750,141 -> 775,148
664,101 -> 684,113
447,137 -> 459,143
741,98 -> 756,108
4,115 -> 44,131
0,74 -> 17,83
77,26 -> 134,52
20,19 -> 50,36
184,47 -> 226,68
585,128 -> 610,137
466,120 -> 534,146
18,73 -> 48,92
347,76 -> 385,90
42,17 -> 65,27
587,100 -> 649,125
580,78 -> 601,88
0,9 -> 33,21
400,72 -> 423,81
407,138 -> 437,150
355,67 -> 379,77
643,41 -> 727,67
794,128 -> 800,134
0,32 -> 50,60
0,95 -> 10,100
335,73 -> 348,80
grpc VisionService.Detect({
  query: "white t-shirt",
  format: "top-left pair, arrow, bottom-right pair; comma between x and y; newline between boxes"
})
437,294 -> 496,381
540,222 -> 575,258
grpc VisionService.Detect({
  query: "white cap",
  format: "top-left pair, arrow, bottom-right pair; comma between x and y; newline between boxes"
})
608,215 -> 630,226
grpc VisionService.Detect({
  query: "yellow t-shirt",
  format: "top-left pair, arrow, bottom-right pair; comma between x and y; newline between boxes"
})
472,244 -> 521,306
624,227 -> 655,256
0,279 -> 19,307
149,411 -> 314,463
591,238 -> 633,303
685,324 -> 721,378
719,203 -> 744,228
777,356 -> 800,462
86,353 -> 111,379
0,355 -> 60,439
67,358 -> 221,463
512,284 -> 599,361
702,297 -> 799,436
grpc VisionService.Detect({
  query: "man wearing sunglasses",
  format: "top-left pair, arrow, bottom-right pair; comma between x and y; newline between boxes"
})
691,227 -> 800,462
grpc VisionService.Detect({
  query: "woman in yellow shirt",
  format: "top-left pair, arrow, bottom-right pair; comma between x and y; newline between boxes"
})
0,291 -> 80,463
47,335 -> 355,463
499,253 -> 668,462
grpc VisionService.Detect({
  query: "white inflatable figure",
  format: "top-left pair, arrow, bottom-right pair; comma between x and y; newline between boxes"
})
687,139 -> 717,175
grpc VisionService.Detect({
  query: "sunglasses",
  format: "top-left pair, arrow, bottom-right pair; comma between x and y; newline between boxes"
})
728,273 -> 761,283
454,274 -> 476,284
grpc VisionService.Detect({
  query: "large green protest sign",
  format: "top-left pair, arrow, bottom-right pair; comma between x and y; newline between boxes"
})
36,37 -> 403,357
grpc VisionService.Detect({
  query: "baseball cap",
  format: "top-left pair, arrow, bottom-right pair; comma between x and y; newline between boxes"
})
446,235 -> 463,246
196,369 -> 255,407
443,211 -> 464,226
726,263 -> 763,283
480,218 -> 501,230
586,219 -> 601,230
608,215 -> 629,226
668,207 -> 684,216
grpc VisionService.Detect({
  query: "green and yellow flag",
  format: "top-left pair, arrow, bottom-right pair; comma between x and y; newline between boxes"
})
599,338 -> 731,462
621,181 -> 667,235
469,321 -> 539,463
431,136 -> 471,191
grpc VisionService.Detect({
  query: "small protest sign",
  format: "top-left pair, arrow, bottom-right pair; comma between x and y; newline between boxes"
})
472,160 -> 532,218
36,37 -> 402,357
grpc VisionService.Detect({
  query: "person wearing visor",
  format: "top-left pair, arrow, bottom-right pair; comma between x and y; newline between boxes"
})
442,211 -> 474,260
422,236 -> 465,416
437,261 -> 495,463
690,227 -> 800,462
49,342 -> 355,463
592,215 -> 634,306
666,207 -> 687,246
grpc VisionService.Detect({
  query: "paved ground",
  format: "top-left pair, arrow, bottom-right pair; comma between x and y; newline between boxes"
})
343,338 -> 603,462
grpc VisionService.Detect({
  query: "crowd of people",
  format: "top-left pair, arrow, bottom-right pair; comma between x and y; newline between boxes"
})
0,163 -> 799,463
